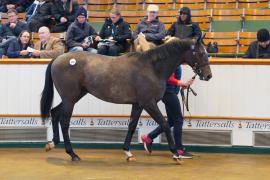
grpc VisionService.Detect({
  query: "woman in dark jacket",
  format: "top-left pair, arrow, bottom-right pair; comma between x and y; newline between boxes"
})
95,9 -> 132,56
6,30 -> 33,58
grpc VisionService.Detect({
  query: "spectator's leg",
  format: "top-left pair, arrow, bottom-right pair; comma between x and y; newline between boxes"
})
85,47 -> 97,54
97,45 -> 108,55
28,18 -> 48,32
69,46 -> 83,52
51,22 -> 69,33
108,45 -> 124,56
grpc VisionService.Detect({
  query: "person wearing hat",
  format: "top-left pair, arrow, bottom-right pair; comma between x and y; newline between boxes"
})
132,4 -> 165,52
243,28 -> 270,58
66,7 -> 98,53
165,7 -> 202,42
95,9 -> 132,56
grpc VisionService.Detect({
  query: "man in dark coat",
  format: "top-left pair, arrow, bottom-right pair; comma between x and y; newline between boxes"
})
27,0 -> 54,32
51,0 -> 79,32
0,9 -> 27,57
66,7 -> 98,53
243,28 -> 270,58
95,9 -> 131,56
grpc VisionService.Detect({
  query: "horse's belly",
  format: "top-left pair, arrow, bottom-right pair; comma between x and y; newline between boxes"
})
86,83 -> 136,104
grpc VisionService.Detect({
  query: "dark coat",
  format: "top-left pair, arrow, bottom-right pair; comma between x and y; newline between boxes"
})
6,39 -> 33,58
133,17 -> 165,45
0,20 -> 27,39
66,20 -> 98,49
99,17 -> 131,46
52,0 -> 79,23
243,41 -> 270,58
30,1 -> 54,23
166,21 -> 202,41
167,8 -> 201,41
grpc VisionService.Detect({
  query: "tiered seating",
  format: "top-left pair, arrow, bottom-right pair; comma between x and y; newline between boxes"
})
87,0 -> 115,11
242,9 -> 270,32
211,9 -> 244,32
206,0 -> 237,9
238,0 -> 269,8
144,0 -> 174,10
174,0 -> 206,10
191,9 -> 212,31
115,0 -> 144,10
204,32 -> 239,54
238,32 -> 256,53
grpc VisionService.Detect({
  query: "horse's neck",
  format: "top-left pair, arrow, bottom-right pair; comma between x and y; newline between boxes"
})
153,50 -> 185,80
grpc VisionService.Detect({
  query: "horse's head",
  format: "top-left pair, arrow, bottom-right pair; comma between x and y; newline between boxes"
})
184,39 -> 212,81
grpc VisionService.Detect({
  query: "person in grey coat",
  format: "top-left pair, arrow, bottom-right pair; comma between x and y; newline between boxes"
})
133,4 -> 165,52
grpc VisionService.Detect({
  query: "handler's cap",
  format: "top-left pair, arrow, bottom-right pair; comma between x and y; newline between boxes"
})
147,4 -> 159,12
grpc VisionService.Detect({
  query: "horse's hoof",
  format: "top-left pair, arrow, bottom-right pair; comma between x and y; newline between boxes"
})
45,143 -> 52,152
126,156 -> 136,162
173,155 -> 182,165
71,155 -> 81,162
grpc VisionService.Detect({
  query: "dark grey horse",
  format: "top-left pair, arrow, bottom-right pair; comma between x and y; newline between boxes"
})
40,39 -> 212,162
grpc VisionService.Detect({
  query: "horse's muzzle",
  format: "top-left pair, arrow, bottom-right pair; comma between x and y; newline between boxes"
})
200,74 -> 212,81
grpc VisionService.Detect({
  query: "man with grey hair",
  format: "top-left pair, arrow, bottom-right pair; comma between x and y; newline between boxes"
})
132,4 -> 165,52
32,26 -> 64,58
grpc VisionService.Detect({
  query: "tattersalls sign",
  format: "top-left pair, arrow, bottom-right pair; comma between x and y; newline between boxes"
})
1,116 -> 270,146
1,116 -> 270,131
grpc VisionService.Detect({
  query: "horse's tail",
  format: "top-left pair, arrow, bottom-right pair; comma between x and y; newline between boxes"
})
40,59 -> 55,121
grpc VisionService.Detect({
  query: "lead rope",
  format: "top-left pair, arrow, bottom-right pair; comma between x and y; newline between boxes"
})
180,74 -> 197,126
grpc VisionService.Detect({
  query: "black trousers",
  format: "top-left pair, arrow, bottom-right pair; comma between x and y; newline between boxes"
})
97,44 -> 125,56
148,91 -> 184,150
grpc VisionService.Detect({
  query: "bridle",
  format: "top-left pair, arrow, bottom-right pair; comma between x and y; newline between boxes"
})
180,43 -> 210,124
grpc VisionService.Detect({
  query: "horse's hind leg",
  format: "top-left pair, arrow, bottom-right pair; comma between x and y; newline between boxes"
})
123,103 -> 143,161
143,103 -> 178,158
59,101 -> 80,161
45,103 -> 62,152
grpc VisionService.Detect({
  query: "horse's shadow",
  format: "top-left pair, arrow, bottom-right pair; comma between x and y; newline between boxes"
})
46,155 -> 180,167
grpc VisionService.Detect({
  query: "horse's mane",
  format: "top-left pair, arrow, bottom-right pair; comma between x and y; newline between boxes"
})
138,39 -> 192,62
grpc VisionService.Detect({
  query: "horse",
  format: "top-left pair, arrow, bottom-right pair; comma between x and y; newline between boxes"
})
40,38 -> 212,162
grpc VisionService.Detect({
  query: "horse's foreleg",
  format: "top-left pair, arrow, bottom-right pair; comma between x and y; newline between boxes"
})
143,103 -> 178,157
123,104 -> 143,161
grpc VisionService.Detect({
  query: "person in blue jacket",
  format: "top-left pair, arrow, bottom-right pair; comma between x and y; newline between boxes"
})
6,30 -> 33,58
